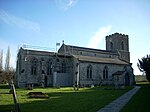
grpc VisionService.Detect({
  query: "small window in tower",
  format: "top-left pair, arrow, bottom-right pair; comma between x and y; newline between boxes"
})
21,69 -> 24,73
80,52 -> 82,55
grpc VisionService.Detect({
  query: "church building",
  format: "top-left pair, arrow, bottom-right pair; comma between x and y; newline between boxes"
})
14,33 -> 135,88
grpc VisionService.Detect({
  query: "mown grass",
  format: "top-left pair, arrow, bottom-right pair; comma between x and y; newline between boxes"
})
0,84 -> 131,112
121,82 -> 150,112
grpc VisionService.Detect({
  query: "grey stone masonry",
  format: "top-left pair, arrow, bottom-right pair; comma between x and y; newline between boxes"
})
97,86 -> 141,112
15,32 -> 135,88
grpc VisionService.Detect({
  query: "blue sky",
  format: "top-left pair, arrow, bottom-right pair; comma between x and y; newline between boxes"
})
0,0 -> 150,75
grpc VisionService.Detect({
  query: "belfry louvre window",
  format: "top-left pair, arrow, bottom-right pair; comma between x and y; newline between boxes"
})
103,66 -> 108,79
110,42 -> 113,50
31,57 -> 38,75
87,65 -> 92,79
121,41 -> 124,50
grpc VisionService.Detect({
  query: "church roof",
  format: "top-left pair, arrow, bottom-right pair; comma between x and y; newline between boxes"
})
73,55 -> 128,65
63,44 -> 117,54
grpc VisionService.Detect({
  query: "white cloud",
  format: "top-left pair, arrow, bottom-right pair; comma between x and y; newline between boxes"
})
55,0 -> 78,11
0,9 -> 40,33
87,25 -> 112,48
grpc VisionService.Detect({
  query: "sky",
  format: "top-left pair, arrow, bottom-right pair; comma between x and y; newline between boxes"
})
0,0 -> 150,75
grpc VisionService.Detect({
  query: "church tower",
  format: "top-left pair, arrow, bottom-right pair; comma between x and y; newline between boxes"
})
106,33 -> 130,63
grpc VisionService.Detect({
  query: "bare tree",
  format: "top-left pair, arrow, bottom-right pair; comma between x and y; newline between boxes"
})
5,46 -> 10,72
0,49 -> 3,71
0,49 -> 3,84
5,46 -> 12,86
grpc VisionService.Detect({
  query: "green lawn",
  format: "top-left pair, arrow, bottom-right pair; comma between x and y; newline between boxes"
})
0,85 -> 131,112
121,82 -> 150,112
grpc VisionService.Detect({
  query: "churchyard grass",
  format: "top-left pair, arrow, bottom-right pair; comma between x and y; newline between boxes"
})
121,82 -> 150,112
0,84 -> 131,112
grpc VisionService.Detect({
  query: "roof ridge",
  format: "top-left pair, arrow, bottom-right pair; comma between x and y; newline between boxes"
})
65,44 -> 116,53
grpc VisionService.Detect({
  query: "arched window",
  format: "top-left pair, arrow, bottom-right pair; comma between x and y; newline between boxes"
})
47,59 -> 52,75
62,61 -> 66,73
31,57 -> 38,75
87,65 -> 92,79
110,42 -> 113,50
103,66 -> 108,79
121,41 -> 124,50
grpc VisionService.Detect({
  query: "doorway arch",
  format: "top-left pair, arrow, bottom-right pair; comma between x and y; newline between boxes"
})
125,73 -> 130,86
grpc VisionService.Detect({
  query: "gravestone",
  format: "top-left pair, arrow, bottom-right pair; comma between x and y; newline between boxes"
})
27,84 -> 33,90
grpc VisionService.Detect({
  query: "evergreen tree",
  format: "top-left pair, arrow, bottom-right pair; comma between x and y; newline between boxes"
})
137,54 -> 150,82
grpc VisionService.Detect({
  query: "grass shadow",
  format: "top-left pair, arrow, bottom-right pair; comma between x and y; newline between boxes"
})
0,92 -> 11,94
0,104 -> 14,112
0,84 -> 10,89
0,86 -> 131,112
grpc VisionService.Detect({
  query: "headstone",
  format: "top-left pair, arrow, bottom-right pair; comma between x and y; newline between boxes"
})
91,84 -> 94,88
41,83 -> 44,88
27,84 -> 33,90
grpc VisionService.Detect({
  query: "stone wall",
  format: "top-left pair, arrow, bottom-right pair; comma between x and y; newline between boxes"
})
79,61 -> 126,87
15,48 -> 73,87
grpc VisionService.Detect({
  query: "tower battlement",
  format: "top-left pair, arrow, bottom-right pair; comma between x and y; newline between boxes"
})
106,32 -> 128,39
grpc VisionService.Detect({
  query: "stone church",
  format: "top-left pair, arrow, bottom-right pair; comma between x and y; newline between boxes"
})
14,33 -> 135,88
